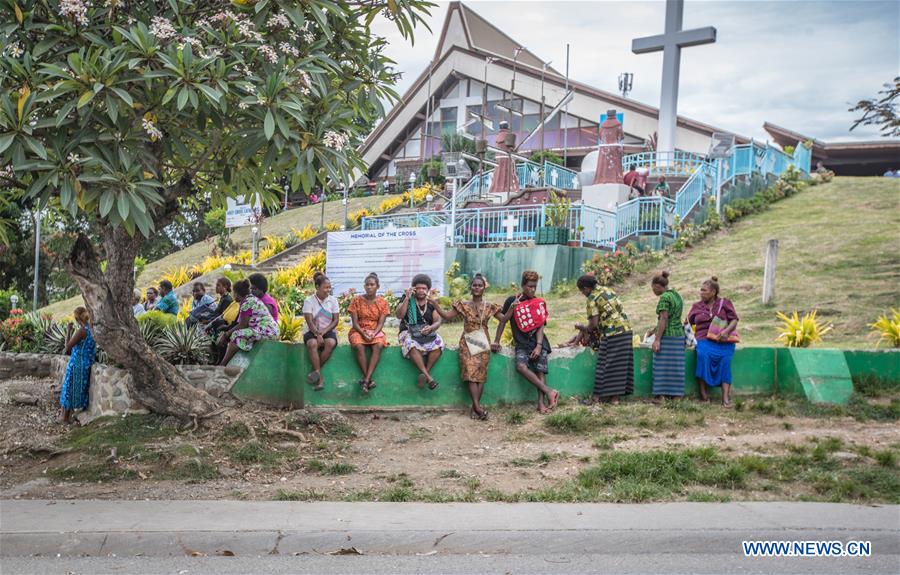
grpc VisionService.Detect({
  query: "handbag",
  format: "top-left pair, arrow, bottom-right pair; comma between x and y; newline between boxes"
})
706,299 -> 740,343
409,323 -> 436,344
513,298 -> 548,334
463,303 -> 490,355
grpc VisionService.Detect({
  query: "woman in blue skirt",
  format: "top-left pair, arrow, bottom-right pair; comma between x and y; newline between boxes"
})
688,277 -> 739,407
650,271 -> 685,401
59,306 -> 97,423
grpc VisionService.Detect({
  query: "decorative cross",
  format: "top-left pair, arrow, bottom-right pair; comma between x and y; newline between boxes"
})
502,214 -> 519,240
632,0 -> 716,156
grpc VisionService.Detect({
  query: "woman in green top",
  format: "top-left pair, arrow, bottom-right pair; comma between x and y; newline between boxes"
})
650,271 -> 685,400
574,274 -> 634,405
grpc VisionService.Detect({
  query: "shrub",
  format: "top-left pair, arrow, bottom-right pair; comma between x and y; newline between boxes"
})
156,323 -> 212,365
347,208 -> 372,228
870,309 -> 900,348
139,310 -> 178,331
580,248 -> 637,286
292,224 -> 319,243
161,266 -> 193,289
279,311 -> 305,343
775,310 -> 833,348
325,222 -> 342,232
545,190 -> 571,227
259,235 -> 288,262
378,196 -> 404,214
0,309 -> 40,352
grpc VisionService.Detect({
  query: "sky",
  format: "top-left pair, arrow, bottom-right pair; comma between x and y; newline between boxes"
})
371,0 -> 900,143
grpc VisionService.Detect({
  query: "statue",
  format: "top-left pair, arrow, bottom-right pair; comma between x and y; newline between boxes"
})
593,109 -> 625,185
488,121 -> 520,194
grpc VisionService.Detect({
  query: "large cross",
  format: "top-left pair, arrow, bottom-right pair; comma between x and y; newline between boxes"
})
632,0 -> 716,156
502,214 -> 519,241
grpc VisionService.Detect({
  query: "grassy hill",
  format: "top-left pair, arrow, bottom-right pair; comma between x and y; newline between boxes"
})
437,176 -> 899,349
40,195 -> 389,318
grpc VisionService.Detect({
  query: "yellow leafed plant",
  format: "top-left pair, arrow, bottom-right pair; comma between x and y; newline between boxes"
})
259,235 -> 288,261
161,265 -> 192,288
378,196 -> 403,214
775,310 -> 833,348
278,311 -> 305,343
191,255 -> 231,277
325,222 -> 342,232
292,224 -> 319,242
869,309 -> 900,348
176,298 -> 193,323
234,250 -> 253,264
347,208 -> 372,227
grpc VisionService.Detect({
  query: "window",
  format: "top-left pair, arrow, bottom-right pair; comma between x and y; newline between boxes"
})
440,107 -> 457,134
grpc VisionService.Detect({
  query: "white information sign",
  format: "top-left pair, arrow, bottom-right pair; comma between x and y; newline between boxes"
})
326,226 -> 447,296
225,195 -> 262,228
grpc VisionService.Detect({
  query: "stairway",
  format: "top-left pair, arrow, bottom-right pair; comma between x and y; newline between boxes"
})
254,234 -> 328,272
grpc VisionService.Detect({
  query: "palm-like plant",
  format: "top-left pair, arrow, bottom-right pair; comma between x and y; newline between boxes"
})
279,311 -> 305,343
157,324 -> 211,365
775,310 -> 833,348
869,309 -> 900,348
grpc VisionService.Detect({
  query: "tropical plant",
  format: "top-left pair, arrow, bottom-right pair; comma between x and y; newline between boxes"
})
849,76 -> 899,137
292,224 -> 319,243
259,235 -> 288,261
138,310 -> 179,331
775,310 -> 833,348
528,150 -> 564,166
378,196 -> 404,214
325,222 -> 342,232
0,0 -> 432,416
545,190 -> 571,227
278,311 -> 305,343
348,208 -> 372,227
161,266 -> 193,289
156,323 -> 211,365
40,321 -> 70,355
869,309 -> 900,348
138,319 -> 164,347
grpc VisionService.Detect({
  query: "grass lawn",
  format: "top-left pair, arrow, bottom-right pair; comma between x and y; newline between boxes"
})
40,195 -> 390,318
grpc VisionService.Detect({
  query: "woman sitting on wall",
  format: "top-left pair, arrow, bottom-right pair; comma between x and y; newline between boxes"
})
431,274 -> 504,419
649,271 -> 685,401
302,272 -> 340,391
688,276 -> 740,407
218,279 -> 280,366
395,274 -> 444,390
59,306 -> 96,424
248,272 -> 279,321
574,274 -> 633,405
348,273 -> 390,393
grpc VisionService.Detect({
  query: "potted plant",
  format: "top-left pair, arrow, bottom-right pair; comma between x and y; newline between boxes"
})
567,225 -> 584,247
536,191 -> 570,245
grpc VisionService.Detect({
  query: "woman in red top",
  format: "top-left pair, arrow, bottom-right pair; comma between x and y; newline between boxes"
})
348,273 -> 390,393
687,276 -> 739,407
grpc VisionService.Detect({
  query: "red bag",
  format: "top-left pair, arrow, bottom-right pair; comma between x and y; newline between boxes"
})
513,298 -> 548,333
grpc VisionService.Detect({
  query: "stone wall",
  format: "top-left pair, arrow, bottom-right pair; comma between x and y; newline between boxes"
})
0,352 -> 54,379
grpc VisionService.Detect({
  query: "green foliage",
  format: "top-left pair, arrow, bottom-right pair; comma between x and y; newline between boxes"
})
528,150 -> 564,166
775,310 -> 833,348
138,310 -> 178,331
544,190 -> 571,227
156,323 -> 211,365
0,288 -> 21,320
580,247 -> 637,286
869,309 -> 900,348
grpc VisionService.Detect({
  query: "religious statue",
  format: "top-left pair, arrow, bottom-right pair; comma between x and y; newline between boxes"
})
593,109 -> 625,185
488,121 -> 520,195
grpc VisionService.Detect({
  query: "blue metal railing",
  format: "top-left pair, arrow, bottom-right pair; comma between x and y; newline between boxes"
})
622,151 -> 708,176
516,160 -> 542,189
365,139 -> 810,248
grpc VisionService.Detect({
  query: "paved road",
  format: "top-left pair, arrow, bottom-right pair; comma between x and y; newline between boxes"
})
2,501 -> 898,574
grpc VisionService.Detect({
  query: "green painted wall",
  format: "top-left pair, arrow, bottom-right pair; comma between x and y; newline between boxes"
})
446,245 -> 597,290
230,343 -> 898,408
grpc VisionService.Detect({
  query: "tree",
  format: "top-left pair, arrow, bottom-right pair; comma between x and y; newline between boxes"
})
1,0 -> 433,417
849,77 -> 899,137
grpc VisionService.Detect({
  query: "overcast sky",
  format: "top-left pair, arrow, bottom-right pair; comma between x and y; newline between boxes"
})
372,0 -> 899,142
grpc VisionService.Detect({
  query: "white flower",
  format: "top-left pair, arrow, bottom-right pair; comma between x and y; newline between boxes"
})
67,153 -> 81,164
142,117 -> 163,141
278,42 -> 299,58
288,30 -> 298,41
267,13 -> 290,29
5,42 -> 23,58
150,16 -> 177,40
303,31 -> 314,43
238,101 -> 249,110
59,0 -> 90,27
0,165 -> 12,179
259,45 -> 278,64
323,130 -> 349,152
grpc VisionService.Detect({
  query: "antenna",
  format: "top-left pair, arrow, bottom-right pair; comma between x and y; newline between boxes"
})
618,72 -> 634,98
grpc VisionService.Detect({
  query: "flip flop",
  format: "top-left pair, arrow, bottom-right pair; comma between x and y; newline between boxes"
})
478,409 -> 489,421
307,371 -> 320,385
417,374 -> 427,389
367,380 -> 377,390
548,390 -> 560,409
428,379 -> 439,390
358,379 -> 368,394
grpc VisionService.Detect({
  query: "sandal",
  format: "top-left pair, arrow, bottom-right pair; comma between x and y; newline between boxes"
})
367,380 -> 377,391
314,379 -> 324,392
428,379 -> 439,391
358,379 -> 368,394
547,389 -> 560,409
478,409 -> 489,421
417,374 -> 427,389
307,371 -> 320,386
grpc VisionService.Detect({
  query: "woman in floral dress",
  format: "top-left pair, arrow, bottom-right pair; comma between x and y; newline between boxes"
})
431,274 -> 504,420
218,279 -> 279,366
59,306 -> 96,423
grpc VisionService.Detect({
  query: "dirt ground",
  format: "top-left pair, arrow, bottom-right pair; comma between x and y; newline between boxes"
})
1,376 -> 898,502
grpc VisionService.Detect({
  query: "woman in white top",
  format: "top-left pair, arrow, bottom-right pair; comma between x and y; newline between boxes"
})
302,272 -> 340,391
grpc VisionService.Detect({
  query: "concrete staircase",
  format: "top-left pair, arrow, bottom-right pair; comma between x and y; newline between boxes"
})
254,234 -> 328,272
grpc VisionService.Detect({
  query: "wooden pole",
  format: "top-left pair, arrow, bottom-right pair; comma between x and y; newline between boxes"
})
762,238 -> 778,305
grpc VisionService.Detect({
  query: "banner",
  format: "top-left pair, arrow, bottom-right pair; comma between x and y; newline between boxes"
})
326,226 -> 447,296
225,195 -> 262,228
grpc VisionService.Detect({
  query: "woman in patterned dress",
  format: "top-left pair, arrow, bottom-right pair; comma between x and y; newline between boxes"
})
431,274 -> 504,420
574,274 -> 634,405
218,279 -> 279,366
348,273 -> 390,393
650,271 -> 685,401
59,306 -> 96,424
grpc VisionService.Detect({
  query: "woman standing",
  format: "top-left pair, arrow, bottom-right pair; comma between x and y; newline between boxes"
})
650,271 -> 685,401
218,279 -> 280,366
59,306 -> 96,423
575,275 -> 633,405
348,273 -> 390,393
395,274 -> 444,390
431,274 -> 504,420
688,276 -> 740,407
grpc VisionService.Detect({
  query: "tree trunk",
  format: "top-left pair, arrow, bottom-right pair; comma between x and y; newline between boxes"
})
67,230 -> 219,418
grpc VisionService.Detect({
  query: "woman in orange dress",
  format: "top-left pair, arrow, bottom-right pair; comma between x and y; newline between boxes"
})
348,272 -> 390,393
431,274 -> 504,420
